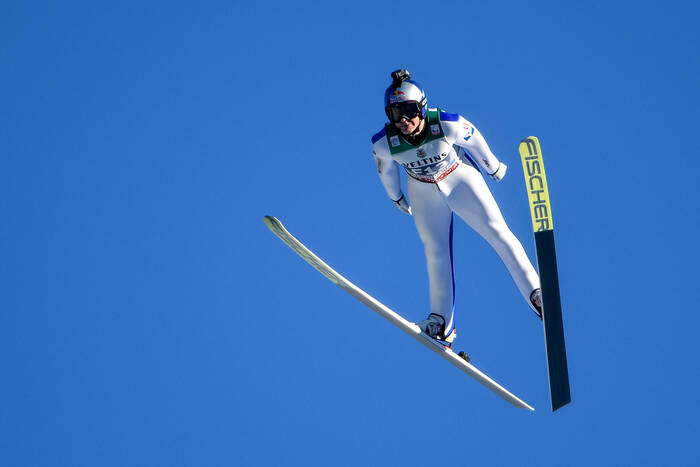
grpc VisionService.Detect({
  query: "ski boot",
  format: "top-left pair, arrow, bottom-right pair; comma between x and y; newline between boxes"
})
419,313 -> 457,347
530,288 -> 543,320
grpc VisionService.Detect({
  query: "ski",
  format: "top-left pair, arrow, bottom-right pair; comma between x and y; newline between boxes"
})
263,215 -> 534,411
519,136 -> 571,411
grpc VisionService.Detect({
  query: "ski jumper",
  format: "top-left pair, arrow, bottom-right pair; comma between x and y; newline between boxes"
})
371,109 -> 540,334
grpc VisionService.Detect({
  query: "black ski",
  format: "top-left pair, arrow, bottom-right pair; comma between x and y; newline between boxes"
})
519,136 -> 571,411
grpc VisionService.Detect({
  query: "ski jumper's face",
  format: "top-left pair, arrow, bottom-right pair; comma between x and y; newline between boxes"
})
394,115 -> 424,135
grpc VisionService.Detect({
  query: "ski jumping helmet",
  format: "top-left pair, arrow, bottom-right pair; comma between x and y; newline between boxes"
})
384,69 -> 427,123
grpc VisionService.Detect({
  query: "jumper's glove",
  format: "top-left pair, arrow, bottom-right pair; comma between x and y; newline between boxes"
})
393,194 -> 412,215
489,162 -> 507,182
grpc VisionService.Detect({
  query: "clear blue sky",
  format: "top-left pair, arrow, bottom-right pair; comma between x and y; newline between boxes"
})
2,1 -> 699,466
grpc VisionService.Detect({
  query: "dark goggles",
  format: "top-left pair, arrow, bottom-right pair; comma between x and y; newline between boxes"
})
385,101 -> 422,123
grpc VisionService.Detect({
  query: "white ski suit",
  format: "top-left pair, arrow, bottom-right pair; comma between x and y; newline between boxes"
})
371,108 -> 540,335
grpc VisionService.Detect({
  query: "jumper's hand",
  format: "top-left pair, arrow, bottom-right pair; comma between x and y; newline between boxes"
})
489,162 -> 507,181
393,194 -> 412,215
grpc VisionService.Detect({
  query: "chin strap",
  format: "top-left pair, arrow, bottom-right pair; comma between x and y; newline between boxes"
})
410,118 -> 425,136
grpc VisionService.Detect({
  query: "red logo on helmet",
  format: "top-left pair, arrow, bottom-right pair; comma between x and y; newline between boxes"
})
389,89 -> 406,103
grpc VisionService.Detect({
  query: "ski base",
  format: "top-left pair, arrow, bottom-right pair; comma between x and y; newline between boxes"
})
264,215 -> 534,411
519,136 -> 571,411
535,229 -> 570,410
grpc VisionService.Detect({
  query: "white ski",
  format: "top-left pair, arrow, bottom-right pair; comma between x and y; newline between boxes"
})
263,216 -> 534,411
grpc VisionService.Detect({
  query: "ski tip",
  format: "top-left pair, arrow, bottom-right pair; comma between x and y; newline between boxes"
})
263,215 -> 277,232
263,215 -> 280,227
520,135 -> 539,144
263,216 -> 290,237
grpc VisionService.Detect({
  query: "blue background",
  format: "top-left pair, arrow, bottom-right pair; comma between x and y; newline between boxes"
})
2,1 -> 699,466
